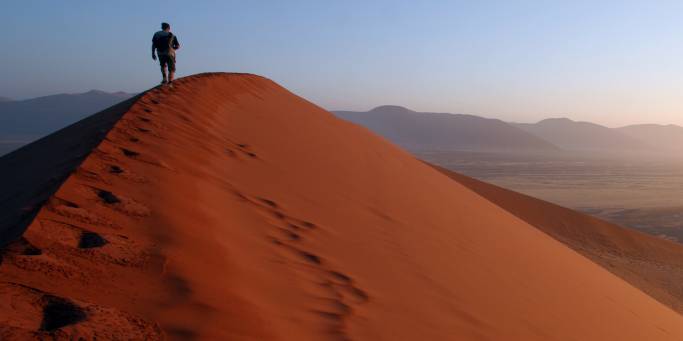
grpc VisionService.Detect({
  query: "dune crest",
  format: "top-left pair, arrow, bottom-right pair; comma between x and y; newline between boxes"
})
2,73 -> 683,340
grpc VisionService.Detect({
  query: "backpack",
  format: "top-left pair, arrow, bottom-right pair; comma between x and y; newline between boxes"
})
154,32 -> 175,52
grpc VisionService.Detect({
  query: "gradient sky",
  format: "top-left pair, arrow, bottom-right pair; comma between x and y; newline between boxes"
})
2,1 -> 682,127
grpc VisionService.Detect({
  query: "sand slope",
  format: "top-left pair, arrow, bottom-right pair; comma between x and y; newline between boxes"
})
432,165 -> 683,315
2,73 -> 683,340
0,96 -> 140,247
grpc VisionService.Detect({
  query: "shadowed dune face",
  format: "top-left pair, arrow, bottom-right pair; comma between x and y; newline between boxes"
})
2,73 -> 683,340
0,96 -> 140,248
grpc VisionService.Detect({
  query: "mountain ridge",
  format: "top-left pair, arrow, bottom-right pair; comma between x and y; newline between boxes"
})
0,90 -> 136,156
0,91 -> 135,127
336,107 -> 683,154
512,117 -> 648,151
617,123 -> 683,152
334,106 -> 560,152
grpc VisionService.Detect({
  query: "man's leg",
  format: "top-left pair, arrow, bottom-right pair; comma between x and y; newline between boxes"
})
159,56 -> 168,84
168,56 -> 176,83
160,65 -> 168,84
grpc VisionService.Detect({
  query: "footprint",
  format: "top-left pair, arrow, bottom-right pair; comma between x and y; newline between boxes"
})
316,298 -> 352,315
346,287 -> 370,303
40,295 -> 87,331
328,271 -> 352,284
314,310 -> 344,322
98,190 -> 121,204
279,228 -> 300,241
233,143 -> 258,158
299,250 -> 322,265
138,117 -> 152,123
143,108 -> 152,113
121,148 -> 140,158
232,190 -> 248,201
109,165 -> 124,174
242,151 -> 258,158
165,274 -> 192,300
258,198 -> 278,209
302,222 -> 317,230
285,217 -> 318,230
78,232 -> 108,249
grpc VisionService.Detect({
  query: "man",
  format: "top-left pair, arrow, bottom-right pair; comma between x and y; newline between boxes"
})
152,22 -> 180,85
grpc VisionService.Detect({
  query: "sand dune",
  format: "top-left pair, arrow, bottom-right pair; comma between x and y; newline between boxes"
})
2,73 -> 683,340
433,164 -> 683,315
0,95 -> 140,248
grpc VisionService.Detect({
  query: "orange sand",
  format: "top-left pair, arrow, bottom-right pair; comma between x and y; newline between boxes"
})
2,73 -> 683,340
433,164 -> 683,316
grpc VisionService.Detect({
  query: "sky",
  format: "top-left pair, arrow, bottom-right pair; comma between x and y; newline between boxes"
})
1,0 -> 682,127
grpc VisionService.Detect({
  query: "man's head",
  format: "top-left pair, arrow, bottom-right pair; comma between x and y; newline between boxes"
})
161,22 -> 170,31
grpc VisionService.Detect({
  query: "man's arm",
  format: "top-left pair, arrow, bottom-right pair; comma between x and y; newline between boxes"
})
151,35 -> 157,60
172,36 -> 180,50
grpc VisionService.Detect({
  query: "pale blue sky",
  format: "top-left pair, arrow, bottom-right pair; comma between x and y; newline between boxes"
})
2,1 -> 682,126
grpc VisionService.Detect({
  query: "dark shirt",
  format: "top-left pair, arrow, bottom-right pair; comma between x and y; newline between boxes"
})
152,31 -> 180,56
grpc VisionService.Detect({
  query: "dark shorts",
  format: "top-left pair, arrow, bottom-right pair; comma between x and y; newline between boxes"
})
159,54 -> 176,72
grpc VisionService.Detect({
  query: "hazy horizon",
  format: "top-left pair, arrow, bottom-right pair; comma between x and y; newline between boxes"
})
3,1 -> 682,127
4,90 -> 681,128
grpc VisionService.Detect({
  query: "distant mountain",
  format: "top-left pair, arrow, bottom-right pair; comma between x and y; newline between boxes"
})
0,90 -> 133,136
0,97 -> 13,102
0,90 -> 133,154
334,105 -> 559,152
617,124 -> 683,152
513,118 -> 648,151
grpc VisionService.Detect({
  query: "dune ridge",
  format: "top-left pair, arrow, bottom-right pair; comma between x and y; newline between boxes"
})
2,73 -> 683,340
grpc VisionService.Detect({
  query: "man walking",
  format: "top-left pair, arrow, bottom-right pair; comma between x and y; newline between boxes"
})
152,22 -> 180,85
